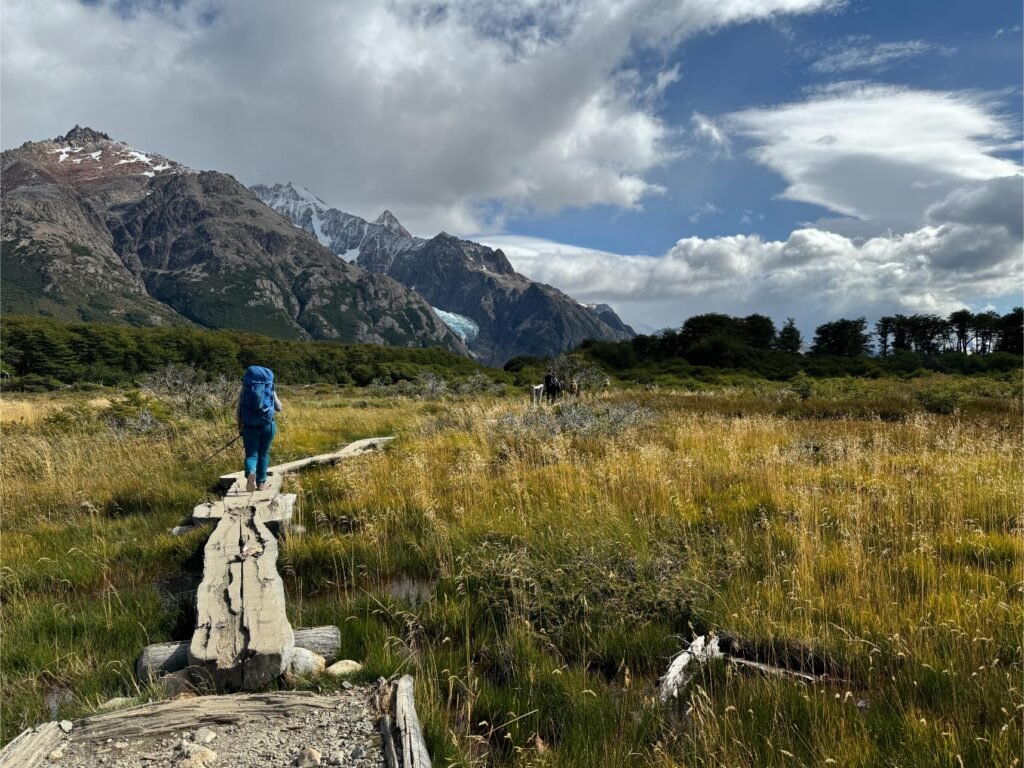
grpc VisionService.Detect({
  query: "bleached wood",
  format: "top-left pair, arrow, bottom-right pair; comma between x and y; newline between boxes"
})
136,626 -> 341,681
188,506 -> 294,690
192,493 -> 296,525
395,675 -> 431,767
71,692 -> 345,743
0,722 -> 64,768
217,436 -> 394,490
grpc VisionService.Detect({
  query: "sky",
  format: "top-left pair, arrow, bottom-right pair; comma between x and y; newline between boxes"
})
2,0 -> 1022,334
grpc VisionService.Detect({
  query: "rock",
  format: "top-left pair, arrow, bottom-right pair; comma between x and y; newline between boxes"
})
159,669 -> 195,698
324,660 -> 362,678
295,746 -> 321,767
98,696 -> 133,712
171,525 -> 196,536
114,740 -> 128,749
193,727 -> 217,744
58,720 -> 73,733
350,745 -> 366,759
48,747 -> 64,760
341,680 -> 353,690
176,742 -> 217,768
289,648 -> 326,677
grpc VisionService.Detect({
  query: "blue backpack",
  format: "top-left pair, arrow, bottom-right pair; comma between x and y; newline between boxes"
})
240,366 -> 276,426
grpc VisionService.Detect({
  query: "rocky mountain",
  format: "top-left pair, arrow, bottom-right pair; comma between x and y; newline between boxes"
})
1,128 -> 466,353
253,182 -> 635,365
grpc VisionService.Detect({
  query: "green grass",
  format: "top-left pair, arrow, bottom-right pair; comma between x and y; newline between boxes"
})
1,377 -> 1022,766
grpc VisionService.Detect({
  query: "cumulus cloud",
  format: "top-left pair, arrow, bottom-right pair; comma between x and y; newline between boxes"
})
482,220 -> 1022,331
0,0 -> 835,233
807,36 -> 955,74
726,83 -> 1022,226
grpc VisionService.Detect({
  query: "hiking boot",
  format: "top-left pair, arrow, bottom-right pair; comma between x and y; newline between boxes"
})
246,473 -> 256,492
256,482 -> 268,491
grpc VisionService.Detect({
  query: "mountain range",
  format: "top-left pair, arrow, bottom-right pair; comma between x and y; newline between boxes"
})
252,182 -> 634,364
1,127 -> 633,366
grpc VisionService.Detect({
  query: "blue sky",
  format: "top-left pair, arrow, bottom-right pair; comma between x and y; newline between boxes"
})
2,0 -> 1022,331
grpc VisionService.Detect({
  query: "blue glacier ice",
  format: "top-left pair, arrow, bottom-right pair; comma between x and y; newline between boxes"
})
433,307 -> 479,343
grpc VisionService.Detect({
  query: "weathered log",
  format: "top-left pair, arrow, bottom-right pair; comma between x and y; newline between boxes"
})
395,675 -> 431,767
193,493 -> 296,525
380,713 -> 399,768
188,506 -> 294,690
72,692 -> 344,743
136,626 -> 341,681
217,436 -> 394,490
0,722 -> 65,768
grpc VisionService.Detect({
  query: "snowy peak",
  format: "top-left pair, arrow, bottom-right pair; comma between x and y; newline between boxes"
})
373,210 -> 411,238
56,125 -> 111,144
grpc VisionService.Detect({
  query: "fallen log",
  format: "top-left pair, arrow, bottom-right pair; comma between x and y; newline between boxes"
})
188,506 -> 294,690
217,436 -> 394,491
71,691 -> 345,743
658,633 -> 838,704
0,722 -> 65,768
395,675 -> 431,768
136,626 -> 341,681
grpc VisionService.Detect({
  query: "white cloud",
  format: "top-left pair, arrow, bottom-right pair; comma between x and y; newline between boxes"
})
807,37 -> 955,74
690,111 -> 731,157
726,82 -> 1022,225
0,0 -> 837,234
481,220 -> 1022,331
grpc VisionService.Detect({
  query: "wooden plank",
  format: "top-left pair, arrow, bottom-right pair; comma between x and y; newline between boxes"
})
0,722 -> 64,768
72,692 -> 344,743
188,506 -> 294,690
217,436 -> 394,490
192,493 -> 296,525
395,675 -> 431,767
136,626 -> 341,681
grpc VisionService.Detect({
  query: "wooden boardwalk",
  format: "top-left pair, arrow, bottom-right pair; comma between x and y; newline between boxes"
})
1,434 -> 434,768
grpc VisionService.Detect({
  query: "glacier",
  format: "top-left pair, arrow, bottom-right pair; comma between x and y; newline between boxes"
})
432,307 -> 479,343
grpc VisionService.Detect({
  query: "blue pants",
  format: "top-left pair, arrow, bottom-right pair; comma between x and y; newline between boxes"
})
242,421 -> 277,483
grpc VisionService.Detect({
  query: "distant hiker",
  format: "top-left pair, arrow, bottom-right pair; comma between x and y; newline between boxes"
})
237,365 -> 283,492
569,377 -> 580,398
543,370 -> 561,405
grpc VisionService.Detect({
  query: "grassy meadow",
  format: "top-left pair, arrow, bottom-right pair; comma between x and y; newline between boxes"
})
1,374 -> 1021,766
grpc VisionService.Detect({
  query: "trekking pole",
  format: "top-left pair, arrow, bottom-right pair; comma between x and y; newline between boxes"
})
201,433 -> 242,463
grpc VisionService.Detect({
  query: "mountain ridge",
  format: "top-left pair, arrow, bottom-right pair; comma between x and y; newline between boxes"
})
252,182 -> 635,365
1,129 -> 467,353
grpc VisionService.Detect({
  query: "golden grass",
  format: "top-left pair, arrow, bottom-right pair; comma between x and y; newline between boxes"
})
1,381 -> 1021,767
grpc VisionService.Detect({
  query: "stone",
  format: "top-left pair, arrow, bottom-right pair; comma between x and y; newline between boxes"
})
350,744 -> 366,759
193,727 -> 217,744
98,696 -> 133,712
58,720 -> 73,733
324,660 -> 362,678
176,742 -> 217,768
341,681 -> 353,690
295,746 -> 321,767
48,747 -> 65,760
289,648 -> 326,677
171,525 -> 196,536
159,669 -> 195,698
114,740 -> 129,749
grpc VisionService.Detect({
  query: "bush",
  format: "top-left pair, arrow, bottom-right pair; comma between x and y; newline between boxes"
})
915,388 -> 961,415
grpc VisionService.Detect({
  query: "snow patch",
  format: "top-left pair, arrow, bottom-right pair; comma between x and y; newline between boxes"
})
432,308 -> 479,343
341,248 -> 361,262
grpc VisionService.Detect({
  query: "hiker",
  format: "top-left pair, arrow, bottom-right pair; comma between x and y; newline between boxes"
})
543,370 -> 561,405
236,365 -> 283,492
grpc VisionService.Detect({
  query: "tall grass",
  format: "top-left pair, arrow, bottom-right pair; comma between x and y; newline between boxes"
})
2,379 -> 1021,766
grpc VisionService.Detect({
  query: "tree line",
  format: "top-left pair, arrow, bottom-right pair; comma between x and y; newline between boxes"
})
0,315 -> 499,389
579,308 -> 1022,379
